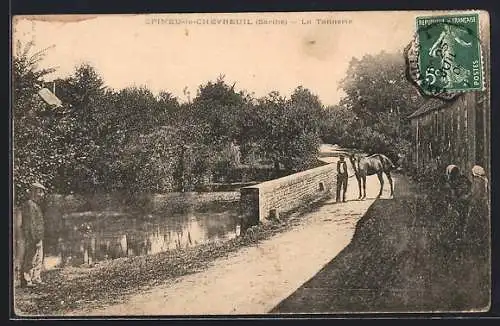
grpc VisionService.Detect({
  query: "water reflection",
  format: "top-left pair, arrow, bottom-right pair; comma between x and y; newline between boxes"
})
46,209 -> 240,269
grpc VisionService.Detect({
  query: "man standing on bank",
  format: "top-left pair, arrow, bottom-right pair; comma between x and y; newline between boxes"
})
336,154 -> 348,203
21,181 -> 46,288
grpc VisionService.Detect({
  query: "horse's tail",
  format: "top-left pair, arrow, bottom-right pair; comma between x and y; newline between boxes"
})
382,155 -> 397,171
372,154 -> 396,171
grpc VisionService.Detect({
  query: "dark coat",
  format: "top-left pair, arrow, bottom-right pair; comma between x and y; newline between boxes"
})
21,199 -> 45,243
337,160 -> 348,176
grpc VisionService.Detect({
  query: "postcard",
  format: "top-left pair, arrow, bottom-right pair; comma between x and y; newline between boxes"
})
11,10 -> 491,316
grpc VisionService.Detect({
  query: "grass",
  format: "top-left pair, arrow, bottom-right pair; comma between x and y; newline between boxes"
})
271,174 -> 490,313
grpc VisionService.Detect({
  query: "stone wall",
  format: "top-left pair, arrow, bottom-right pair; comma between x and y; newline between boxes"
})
240,164 -> 336,229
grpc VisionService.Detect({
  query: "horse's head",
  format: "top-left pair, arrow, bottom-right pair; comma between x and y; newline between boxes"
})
348,153 -> 363,174
348,154 -> 357,165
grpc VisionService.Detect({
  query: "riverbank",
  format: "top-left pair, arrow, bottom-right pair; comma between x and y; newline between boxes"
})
13,189 -> 335,316
62,174 -> 381,315
15,169 -> 383,316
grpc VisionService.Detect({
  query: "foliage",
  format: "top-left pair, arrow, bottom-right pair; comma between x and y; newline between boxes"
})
332,51 -> 425,161
319,105 -> 359,145
119,126 -> 184,193
189,75 -> 250,146
12,41 -> 56,107
12,40 -> 69,205
50,67 -> 183,194
339,51 -> 423,121
14,44 -> 419,199
98,87 -> 180,192
243,87 -> 323,172
47,64 -> 110,193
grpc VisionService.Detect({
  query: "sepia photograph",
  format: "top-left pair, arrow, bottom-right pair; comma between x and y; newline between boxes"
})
11,10 -> 491,316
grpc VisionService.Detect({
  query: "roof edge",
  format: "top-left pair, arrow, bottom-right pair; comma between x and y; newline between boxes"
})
407,99 -> 451,119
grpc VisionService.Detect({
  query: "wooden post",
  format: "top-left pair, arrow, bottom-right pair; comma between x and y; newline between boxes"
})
467,93 -> 476,174
415,119 -> 420,173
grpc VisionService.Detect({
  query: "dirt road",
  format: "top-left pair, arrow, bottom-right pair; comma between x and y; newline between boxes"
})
68,161 -> 393,316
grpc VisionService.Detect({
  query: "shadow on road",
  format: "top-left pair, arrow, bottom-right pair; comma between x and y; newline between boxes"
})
270,173 -> 490,313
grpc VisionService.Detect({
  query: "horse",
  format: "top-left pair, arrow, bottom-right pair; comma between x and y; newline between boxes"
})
348,153 -> 396,200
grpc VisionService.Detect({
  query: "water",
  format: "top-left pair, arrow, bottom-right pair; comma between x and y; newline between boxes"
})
44,205 -> 241,269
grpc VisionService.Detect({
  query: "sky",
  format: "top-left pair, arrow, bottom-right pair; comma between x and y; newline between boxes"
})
12,11 -> 484,106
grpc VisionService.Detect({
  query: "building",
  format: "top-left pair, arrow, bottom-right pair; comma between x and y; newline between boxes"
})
407,90 -> 490,179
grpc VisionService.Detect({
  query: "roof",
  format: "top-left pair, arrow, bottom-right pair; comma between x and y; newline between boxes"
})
37,88 -> 62,107
407,97 -> 449,119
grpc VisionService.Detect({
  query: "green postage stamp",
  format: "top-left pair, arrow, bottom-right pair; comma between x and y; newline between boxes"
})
414,13 -> 483,97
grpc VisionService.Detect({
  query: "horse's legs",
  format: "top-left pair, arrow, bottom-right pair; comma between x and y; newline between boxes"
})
357,176 -> 362,199
362,176 -> 367,199
385,171 -> 394,197
376,172 -> 384,198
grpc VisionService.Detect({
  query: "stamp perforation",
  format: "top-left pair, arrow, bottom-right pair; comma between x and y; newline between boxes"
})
410,11 -> 485,99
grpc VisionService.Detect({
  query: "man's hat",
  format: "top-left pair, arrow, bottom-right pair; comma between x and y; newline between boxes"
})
31,182 -> 46,190
472,165 -> 486,177
445,165 -> 459,180
445,164 -> 459,175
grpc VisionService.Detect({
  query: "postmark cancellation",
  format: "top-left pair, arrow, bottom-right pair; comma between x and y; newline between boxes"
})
405,13 -> 484,99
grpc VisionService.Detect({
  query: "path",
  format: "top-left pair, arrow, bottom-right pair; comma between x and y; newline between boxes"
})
68,158 -> 394,316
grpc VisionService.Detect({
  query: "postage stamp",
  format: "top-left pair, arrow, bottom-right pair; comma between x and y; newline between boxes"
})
411,13 -> 483,97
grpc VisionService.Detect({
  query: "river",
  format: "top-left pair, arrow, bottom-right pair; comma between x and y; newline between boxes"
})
44,203 -> 241,270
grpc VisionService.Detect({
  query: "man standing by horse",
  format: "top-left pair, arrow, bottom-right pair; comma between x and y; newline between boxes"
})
336,154 -> 349,203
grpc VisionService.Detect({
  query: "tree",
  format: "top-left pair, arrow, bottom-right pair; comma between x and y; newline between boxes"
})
13,41 -> 56,111
48,64 -> 110,193
340,52 -> 423,119
319,105 -> 359,145
338,51 -> 425,160
49,64 -> 184,194
248,87 -> 323,172
12,40 -> 73,205
189,75 -> 250,146
119,126 -> 185,194
104,87 -> 187,193
158,91 -> 182,125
